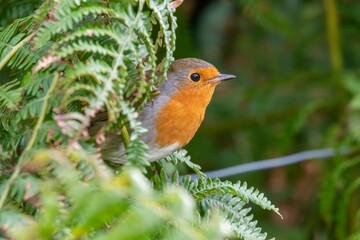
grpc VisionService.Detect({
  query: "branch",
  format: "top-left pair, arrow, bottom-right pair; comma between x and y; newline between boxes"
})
189,148 -> 347,179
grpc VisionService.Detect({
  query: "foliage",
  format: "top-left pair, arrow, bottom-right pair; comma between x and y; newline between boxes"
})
0,0 -> 280,239
319,74 -> 360,240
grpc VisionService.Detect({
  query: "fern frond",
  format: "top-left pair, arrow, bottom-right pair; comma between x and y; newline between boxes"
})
120,102 -> 149,169
0,19 -> 20,48
56,40 -> 117,58
0,79 -> 22,110
15,98 -> 42,122
184,177 -> 281,216
203,194 -> 267,240
0,17 -> 38,71
35,5 -> 116,47
63,60 -> 111,82
146,0 -> 176,83
165,149 -> 205,178
9,174 -> 41,202
22,72 -> 57,96
0,209 -> 36,235
58,27 -> 122,45
7,41 -> 47,70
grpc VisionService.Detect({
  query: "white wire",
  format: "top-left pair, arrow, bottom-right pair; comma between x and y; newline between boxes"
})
189,148 -> 343,179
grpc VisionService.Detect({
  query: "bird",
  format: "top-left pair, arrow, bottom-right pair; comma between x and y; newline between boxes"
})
92,58 -> 235,164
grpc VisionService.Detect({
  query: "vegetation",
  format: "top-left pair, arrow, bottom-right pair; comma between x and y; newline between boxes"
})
1,0 -> 360,239
0,0 -> 283,239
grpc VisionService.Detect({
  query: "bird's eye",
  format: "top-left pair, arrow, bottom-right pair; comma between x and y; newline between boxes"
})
190,73 -> 201,82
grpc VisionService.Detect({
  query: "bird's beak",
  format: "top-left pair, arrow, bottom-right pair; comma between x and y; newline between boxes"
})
208,73 -> 236,84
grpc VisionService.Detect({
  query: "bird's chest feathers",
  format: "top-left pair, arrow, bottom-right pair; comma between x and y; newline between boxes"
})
155,85 -> 215,147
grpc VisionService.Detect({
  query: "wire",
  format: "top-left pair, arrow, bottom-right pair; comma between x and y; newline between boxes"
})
189,148 -> 343,179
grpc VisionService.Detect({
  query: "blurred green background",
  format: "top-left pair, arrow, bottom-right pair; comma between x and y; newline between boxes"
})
174,0 -> 360,239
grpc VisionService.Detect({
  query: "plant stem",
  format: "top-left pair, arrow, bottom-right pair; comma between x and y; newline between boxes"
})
0,73 -> 58,209
324,0 -> 343,73
0,32 -> 36,71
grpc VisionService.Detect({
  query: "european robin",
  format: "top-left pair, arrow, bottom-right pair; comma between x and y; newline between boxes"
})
94,58 -> 235,163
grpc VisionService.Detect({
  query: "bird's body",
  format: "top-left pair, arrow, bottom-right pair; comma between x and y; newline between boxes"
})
98,58 -> 235,164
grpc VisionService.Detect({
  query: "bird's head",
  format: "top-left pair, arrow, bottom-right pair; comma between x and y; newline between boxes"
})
160,58 -> 235,95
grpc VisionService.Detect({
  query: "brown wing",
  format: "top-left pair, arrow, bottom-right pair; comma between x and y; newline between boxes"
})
90,111 -> 109,126
89,110 -> 109,136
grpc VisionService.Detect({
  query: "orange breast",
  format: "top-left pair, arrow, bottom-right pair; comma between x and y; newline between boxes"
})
155,84 -> 216,147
